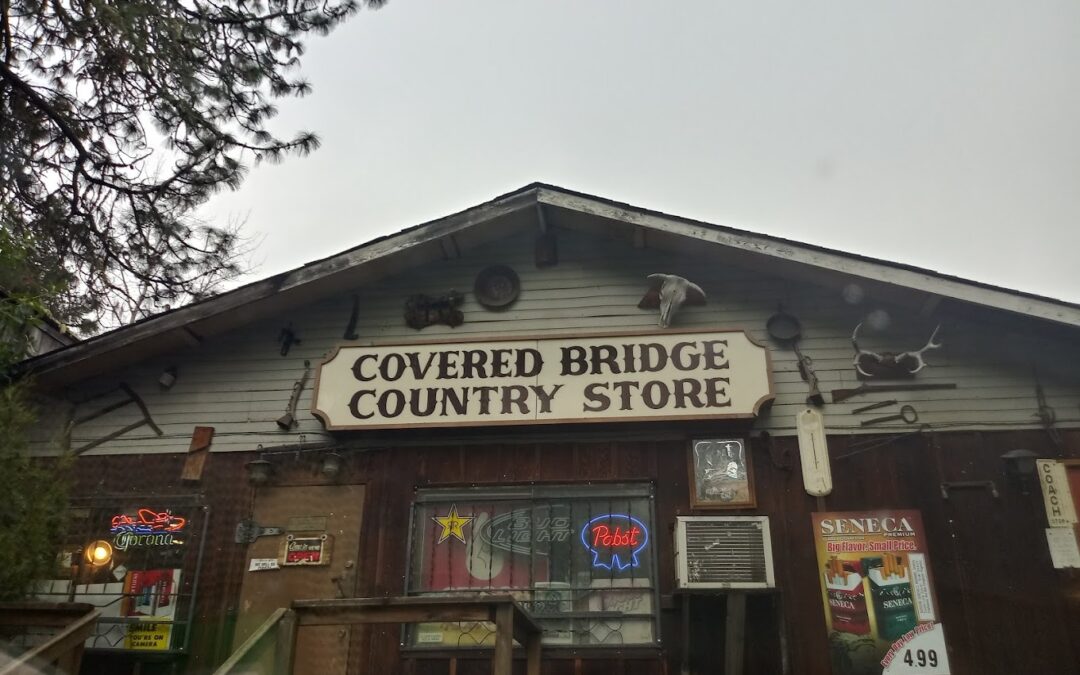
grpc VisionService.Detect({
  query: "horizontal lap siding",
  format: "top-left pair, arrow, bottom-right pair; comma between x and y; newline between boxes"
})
31,229 -> 1080,457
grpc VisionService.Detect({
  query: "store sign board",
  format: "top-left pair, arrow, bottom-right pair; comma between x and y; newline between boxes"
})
282,534 -> 331,566
312,330 -> 773,430
1037,459 -> 1078,527
249,557 -> 281,572
125,619 -> 172,651
811,511 -> 951,675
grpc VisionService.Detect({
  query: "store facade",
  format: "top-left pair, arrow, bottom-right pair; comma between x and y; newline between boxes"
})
22,185 -> 1080,675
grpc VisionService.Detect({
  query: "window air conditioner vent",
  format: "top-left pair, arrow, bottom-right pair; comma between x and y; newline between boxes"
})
674,516 -> 775,589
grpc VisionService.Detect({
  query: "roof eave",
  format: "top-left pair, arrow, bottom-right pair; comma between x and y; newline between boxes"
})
20,182 -> 1080,384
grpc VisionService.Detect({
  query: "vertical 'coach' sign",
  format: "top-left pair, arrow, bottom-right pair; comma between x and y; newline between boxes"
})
311,330 -> 773,430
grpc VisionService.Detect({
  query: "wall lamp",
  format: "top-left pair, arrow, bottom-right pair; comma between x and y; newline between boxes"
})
158,366 -> 178,390
1001,449 -> 1038,494
245,457 -> 273,486
85,540 -> 114,566
320,452 -> 344,480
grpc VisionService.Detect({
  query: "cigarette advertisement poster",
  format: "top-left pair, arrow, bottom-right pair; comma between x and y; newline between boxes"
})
812,511 -> 951,675
121,569 -> 181,650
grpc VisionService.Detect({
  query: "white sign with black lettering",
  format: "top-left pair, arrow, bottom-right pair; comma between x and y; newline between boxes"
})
1046,528 -> 1080,569
248,558 -> 280,572
1037,459 -> 1077,527
881,623 -> 951,674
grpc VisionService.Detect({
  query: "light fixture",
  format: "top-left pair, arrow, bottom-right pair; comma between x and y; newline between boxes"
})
320,452 -> 343,480
85,540 -> 113,566
1001,449 -> 1038,494
158,366 -> 178,390
246,458 -> 273,486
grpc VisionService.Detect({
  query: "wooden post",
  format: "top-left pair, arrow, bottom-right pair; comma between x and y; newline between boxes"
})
493,603 -> 514,675
724,593 -> 746,675
274,609 -> 298,675
525,631 -> 541,675
58,642 -> 84,674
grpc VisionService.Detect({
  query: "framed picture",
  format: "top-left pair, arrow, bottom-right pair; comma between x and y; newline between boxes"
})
688,438 -> 756,509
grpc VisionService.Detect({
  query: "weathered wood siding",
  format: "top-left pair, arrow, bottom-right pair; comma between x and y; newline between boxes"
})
32,228 -> 1080,456
71,428 -> 1080,675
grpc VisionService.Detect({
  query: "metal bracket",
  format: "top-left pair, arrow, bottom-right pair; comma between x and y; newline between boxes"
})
940,480 -> 999,500
234,519 -> 286,544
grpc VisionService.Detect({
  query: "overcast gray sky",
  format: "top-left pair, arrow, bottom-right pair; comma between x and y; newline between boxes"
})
201,0 -> 1080,303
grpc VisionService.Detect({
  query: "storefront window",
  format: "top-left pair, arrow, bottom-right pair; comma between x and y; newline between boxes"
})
30,498 -> 205,654
405,483 -> 657,648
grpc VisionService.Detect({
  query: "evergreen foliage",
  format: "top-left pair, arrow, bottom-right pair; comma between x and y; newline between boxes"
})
0,0 -> 381,332
0,380 -> 70,601
0,236 -> 71,601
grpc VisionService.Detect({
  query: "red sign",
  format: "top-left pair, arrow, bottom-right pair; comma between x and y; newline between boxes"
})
283,535 -> 330,566
590,524 -> 643,548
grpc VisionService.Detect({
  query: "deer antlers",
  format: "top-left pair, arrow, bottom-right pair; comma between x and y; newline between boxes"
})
852,323 -> 943,378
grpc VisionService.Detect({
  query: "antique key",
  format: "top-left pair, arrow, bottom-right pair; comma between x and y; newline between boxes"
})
861,405 -> 918,427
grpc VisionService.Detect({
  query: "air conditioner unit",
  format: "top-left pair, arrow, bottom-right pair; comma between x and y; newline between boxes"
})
674,516 -> 775,590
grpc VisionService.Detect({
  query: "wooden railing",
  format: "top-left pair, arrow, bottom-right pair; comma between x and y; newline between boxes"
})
0,602 -> 101,675
214,595 -> 542,675
212,607 -> 298,675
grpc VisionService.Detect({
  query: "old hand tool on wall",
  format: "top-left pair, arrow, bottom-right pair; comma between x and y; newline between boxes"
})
861,405 -> 918,427
767,309 -> 825,406
277,360 -> 312,429
832,382 -> 956,403
851,399 -> 898,414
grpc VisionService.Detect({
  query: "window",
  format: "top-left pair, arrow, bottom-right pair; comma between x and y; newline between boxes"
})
28,499 -> 205,653
406,483 -> 658,648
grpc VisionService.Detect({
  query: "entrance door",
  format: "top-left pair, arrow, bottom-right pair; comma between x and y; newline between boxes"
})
234,484 -> 365,675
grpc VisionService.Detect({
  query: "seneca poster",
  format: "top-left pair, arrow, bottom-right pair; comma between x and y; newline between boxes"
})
811,511 -> 951,675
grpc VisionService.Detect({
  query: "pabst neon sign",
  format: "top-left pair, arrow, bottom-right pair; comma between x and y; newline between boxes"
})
580,514 -> 649,571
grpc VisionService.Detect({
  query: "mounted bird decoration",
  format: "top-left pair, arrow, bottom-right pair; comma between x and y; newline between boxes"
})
638,274 -> 706,328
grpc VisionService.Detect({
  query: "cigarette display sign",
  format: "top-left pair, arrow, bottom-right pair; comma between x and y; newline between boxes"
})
812,511 -> 951,675
282,534 -> 331,566
312,330 -> 773,430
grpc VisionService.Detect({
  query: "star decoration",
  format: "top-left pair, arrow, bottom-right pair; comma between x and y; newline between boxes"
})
432,504 -> 473,544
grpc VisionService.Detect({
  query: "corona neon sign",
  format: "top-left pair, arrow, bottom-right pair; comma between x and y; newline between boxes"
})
110,509 -> 187,535
109,508 -> 187,551
580,514 -> 649,571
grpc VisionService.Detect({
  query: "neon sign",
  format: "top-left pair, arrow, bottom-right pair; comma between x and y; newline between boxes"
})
110,509 -> 187,551
110,509 -> 187,535
580,514 -> 649,571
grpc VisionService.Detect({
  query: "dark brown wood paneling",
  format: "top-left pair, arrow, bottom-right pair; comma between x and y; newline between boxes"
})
65,426 -> 1080,675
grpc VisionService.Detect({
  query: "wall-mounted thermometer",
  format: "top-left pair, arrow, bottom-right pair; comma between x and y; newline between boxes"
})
796,408 -> 832,496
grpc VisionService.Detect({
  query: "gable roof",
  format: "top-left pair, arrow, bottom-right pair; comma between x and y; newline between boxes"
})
21,182 -> 1080,387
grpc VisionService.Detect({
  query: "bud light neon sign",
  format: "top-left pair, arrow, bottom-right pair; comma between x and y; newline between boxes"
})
580,514 -> 649,571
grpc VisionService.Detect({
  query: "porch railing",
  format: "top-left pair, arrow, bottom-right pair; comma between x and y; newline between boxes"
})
0,602 -> 101,675
214,595 -> 542,675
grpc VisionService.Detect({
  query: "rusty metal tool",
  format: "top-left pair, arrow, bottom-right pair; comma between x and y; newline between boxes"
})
831,382 -> 956,403
861,405 -> 918,426
277,360 -> 311,429
766,309 -> 825,406
852,399 -> 898,414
